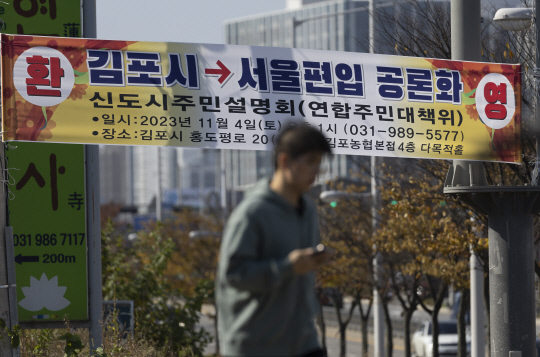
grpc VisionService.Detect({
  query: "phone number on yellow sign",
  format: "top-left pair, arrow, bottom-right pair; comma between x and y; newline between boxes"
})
13,233 -> 85,246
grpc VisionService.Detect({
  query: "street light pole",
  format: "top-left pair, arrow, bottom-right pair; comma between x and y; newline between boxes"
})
368,0 -> 385,355
370,157 -> 385,357
83,0 -> 103,352
448,1 -> 487,357
447,4 -> 540,356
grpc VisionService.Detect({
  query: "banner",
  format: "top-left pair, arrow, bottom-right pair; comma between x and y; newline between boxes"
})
1,34 -> 521,163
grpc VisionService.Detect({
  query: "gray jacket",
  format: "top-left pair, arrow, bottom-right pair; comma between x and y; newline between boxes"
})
216,179 -> 321,357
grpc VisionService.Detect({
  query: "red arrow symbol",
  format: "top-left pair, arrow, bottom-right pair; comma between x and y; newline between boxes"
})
204,60 -> 232,84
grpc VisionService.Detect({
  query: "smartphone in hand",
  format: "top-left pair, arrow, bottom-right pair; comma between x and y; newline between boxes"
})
313,244 -> 327,256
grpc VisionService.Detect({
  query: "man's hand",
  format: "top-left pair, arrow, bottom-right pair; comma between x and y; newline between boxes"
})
288,247 -> 329,275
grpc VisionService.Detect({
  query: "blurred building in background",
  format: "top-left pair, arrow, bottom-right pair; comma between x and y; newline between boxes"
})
222,0 -> 374,203
99,0 -> 520,218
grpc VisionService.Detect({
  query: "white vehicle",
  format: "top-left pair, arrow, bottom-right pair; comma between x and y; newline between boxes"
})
412,320 -> 470,357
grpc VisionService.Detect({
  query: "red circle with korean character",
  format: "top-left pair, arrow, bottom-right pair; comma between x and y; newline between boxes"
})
13,47 -> 75,107
476,73 -> 515,130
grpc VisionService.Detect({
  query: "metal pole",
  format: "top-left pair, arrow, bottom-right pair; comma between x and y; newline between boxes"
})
85,145 -> 102,352
82,0 -> 97,37
444,186 -> 540,357
231,151 -> 238,208
470,248 -> 485,357
487,194 -> 536,356
371,156 -> 384,357
199,151 -> 204,216
83,0 -> 103,352
129,147 -> 135,206
369,0 -> 384,355
369,0 -> 376,54
291,18 -> 297,49
450,2 -> 486,355
451,0 -> 480,61
450,0 -> 483,187
220,150 -> 227,220
156,147 -> 162,221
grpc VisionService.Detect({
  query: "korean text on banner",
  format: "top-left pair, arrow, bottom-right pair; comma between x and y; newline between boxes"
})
1,34 -> 521,163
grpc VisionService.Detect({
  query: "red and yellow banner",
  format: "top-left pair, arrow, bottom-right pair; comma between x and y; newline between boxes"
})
1,34 -> 521,163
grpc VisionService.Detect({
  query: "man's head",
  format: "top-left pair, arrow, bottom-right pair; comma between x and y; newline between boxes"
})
273,123 -> 332,194
274,124 -> 332,169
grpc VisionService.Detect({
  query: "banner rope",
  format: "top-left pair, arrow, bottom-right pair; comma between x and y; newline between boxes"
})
2,152 -> 18,200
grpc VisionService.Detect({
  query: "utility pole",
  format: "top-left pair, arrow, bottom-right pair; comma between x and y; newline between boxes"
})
369,1 -> 385,356
371,155 -> 385,357
446,2 -> 540,356
448,2 -> 487,356
83,0 -> 103,352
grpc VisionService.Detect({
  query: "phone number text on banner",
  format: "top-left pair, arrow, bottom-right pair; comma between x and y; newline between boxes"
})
1,34 -> 521,163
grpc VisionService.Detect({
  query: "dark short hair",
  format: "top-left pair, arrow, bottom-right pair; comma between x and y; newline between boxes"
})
274,122 -> 332,169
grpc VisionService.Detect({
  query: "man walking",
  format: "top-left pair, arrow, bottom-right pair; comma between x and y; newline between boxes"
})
216,123 -> 332,357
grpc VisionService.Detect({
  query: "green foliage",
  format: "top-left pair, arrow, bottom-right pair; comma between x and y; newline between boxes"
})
376,166 -> 479,288
318,182 -> 374,296
0,317 -> 20,348
58,333 -> 84,357
32,328 -> 55,356
93,347 -> 108,357
101,222 -> 211,355
19,325 -> 162,356
158,210 -> 222,298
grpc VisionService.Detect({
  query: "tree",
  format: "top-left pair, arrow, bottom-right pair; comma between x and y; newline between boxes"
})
318,183 -> 374,357
375,162 -> 483,357
101,222 -> 212,356
159,209 -> 222,296
158,209 -> 223,356
382,250 -> 422,357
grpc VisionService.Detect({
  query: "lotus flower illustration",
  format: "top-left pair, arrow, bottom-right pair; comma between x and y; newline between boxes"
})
19,273 -> 70,311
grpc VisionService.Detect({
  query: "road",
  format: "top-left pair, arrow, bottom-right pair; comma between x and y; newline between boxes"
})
198,300 -> 434,357
319,299 -> 447,357
198,299 -> 540,357
199,313 -> 406,357
323,325 -> 405,357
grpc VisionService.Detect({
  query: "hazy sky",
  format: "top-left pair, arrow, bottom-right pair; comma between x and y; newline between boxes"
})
97,0 -> 287,44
